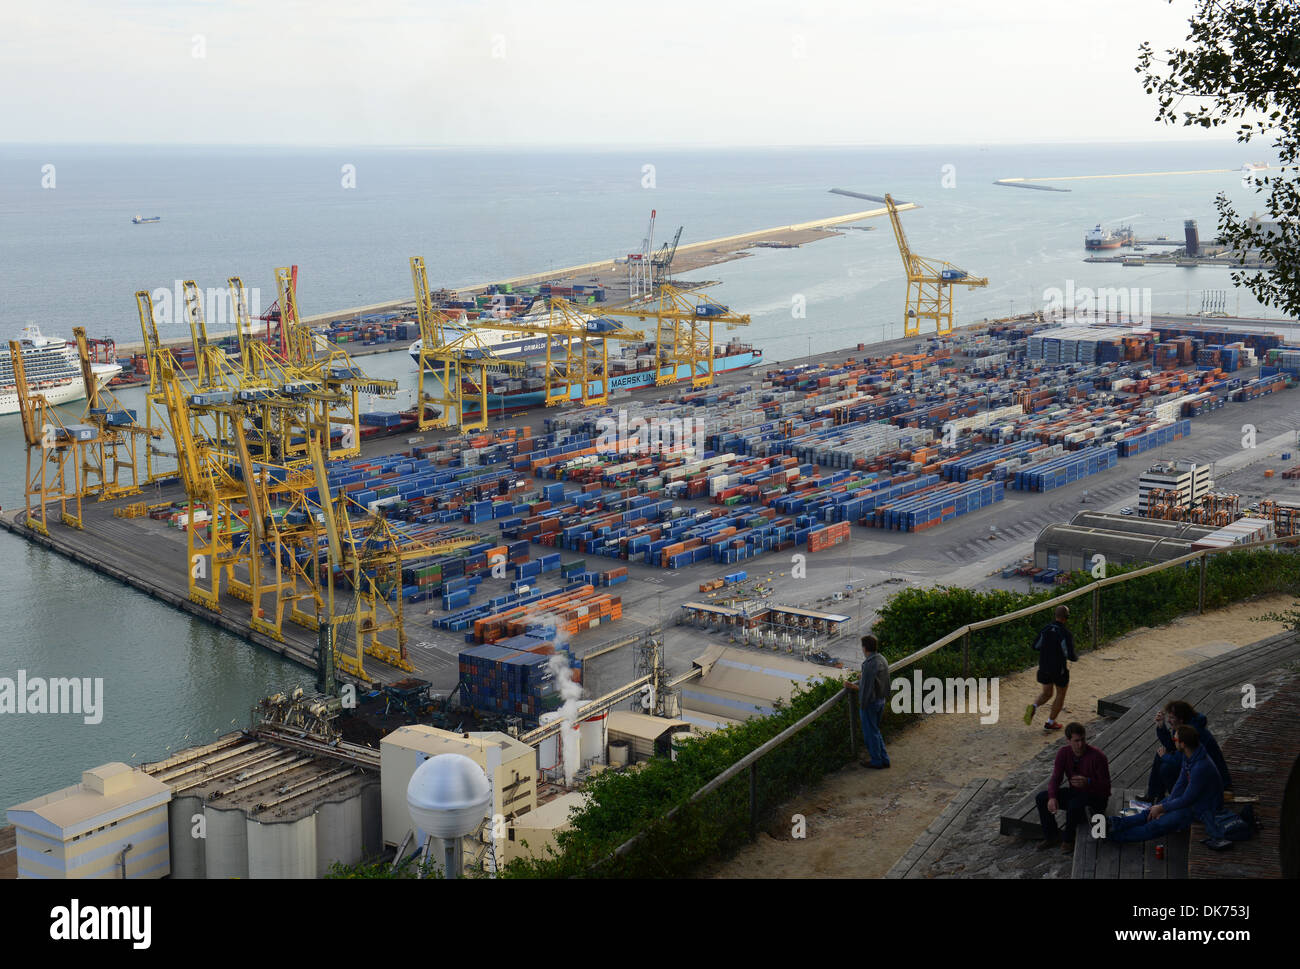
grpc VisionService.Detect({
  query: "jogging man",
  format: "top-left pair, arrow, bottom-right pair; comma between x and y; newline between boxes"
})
1024,604 -> 1076,731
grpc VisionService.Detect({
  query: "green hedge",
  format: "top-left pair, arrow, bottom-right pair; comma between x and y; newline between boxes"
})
873,549 -> 1300,678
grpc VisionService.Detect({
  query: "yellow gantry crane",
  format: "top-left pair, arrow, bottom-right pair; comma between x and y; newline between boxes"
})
272,266 -> 400,460
134,289 -> 193,484
10,339 -> 102,533
596,284 -> 749,389
884,193 -> 988,337
72,327 -> 146,501
418,330 -> 527,433
409,256 -> 527,432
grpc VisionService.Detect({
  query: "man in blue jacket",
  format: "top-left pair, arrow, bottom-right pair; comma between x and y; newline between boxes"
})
858,634 -> 891,770
1107,724 -> 1224,843
1141,699 -> 1232,803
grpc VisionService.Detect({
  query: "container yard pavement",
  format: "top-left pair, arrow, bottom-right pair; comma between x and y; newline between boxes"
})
7,317 -> 1300,709
698,596 -> 1294,879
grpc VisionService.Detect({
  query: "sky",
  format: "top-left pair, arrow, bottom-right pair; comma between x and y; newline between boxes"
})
0,0 -> 1228,146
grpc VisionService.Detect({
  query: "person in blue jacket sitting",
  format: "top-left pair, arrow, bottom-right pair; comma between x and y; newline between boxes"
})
1141,699 -> 1232,803
1107,724 -> 1224,843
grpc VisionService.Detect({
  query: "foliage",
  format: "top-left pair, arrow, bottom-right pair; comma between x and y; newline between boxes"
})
326,853 -> 440,879
1137,0 -> 1300,316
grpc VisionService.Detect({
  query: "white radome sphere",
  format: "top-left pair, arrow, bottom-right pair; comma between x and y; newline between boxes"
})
407,753 -> 492,839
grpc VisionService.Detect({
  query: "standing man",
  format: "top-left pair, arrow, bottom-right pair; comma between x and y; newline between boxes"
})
858,634 -> 891,769
1033,722 -> 1111,854
1024,604 -> 1077,731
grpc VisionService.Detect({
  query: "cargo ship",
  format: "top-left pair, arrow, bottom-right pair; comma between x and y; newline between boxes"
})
418,338 -> 763,419
407,299 -> 593,361
1084,224 -> 1135,250
132,215 -> 161,224
0,326 -> 122,416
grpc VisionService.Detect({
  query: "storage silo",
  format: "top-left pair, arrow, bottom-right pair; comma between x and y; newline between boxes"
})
167,793 -> 207,879
578,711 -> 607,767
407,754 -> 491,878
315,788 -> 377,877
537,712 -> 563,779
247,815 -> 317,879
203,805 -> 249,879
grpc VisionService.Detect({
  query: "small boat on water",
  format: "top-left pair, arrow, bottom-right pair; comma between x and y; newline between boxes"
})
132,214 -> 161,224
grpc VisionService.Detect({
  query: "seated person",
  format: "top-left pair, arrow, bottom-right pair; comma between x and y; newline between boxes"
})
1033,722 -> 1111,854
1109,724 -> 1224,844
1142,699 -> 1232,803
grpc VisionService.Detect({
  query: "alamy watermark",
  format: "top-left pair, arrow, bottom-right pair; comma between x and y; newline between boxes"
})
595,410 -> 704,457
0,670 -> 104,724
148,281 -> 263,329
890,669 -> 1000,724
1042,282 -> 1152,329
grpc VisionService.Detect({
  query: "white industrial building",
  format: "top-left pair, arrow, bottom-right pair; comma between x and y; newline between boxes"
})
1138,460 -> 1213,515
380,726 -> 537,862
7,763 -> 172,879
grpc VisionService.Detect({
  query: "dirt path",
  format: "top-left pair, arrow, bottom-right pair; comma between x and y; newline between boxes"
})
701,597 -> 1293,879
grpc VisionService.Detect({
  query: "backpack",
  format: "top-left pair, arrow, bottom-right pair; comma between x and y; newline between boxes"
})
1212,804 -> 1255,842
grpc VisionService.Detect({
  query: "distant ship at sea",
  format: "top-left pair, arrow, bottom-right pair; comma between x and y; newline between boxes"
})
132,214 -> 161,224
1084,224 -> 1135,250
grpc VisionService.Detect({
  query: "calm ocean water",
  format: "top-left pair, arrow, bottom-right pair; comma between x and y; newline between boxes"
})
0,141 -> 1288,810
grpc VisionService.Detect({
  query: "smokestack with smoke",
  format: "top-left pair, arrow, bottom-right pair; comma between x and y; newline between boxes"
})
546,651 -> 584,785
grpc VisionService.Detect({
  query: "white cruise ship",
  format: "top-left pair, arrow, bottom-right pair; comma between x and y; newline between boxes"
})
407,300 -> 597,364
0,326 -> 122,417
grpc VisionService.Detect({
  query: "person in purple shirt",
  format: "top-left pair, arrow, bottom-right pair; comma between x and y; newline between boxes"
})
1033,722 -> 1111,854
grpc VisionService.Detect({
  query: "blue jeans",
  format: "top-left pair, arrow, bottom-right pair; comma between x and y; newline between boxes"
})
1109,806 -> 1193,843
860,698 -> 889,766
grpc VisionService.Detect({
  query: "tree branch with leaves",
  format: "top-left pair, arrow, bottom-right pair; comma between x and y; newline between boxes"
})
1138,0 -> 1300,315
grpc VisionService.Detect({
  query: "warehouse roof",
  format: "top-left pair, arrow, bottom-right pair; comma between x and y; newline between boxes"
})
606,710 -> 691,742
8,763 -> 172,840
1037,524 -> 1199,561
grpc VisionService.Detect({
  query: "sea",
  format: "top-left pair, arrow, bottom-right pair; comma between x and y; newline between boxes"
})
0,140 -> 1291,811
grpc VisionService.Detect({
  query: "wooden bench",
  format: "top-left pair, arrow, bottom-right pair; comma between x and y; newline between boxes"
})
1071,787 -> 1189,879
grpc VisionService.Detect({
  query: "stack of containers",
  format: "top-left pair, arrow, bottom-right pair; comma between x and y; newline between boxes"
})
1012,446 -> 1118,491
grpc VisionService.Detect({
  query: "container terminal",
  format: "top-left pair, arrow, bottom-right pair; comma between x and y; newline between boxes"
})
5,202 -> 1300,877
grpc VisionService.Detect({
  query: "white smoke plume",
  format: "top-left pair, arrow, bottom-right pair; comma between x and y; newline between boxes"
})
546,649 -> 583,785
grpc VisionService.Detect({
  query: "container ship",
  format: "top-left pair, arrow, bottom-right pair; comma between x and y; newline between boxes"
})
0,326 -> 122,416
445,337 -> 763,418
407,299 -> 589,362
1084,224 -> 1135,250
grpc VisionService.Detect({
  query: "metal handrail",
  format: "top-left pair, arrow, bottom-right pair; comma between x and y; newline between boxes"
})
891,532 -> 1300,675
